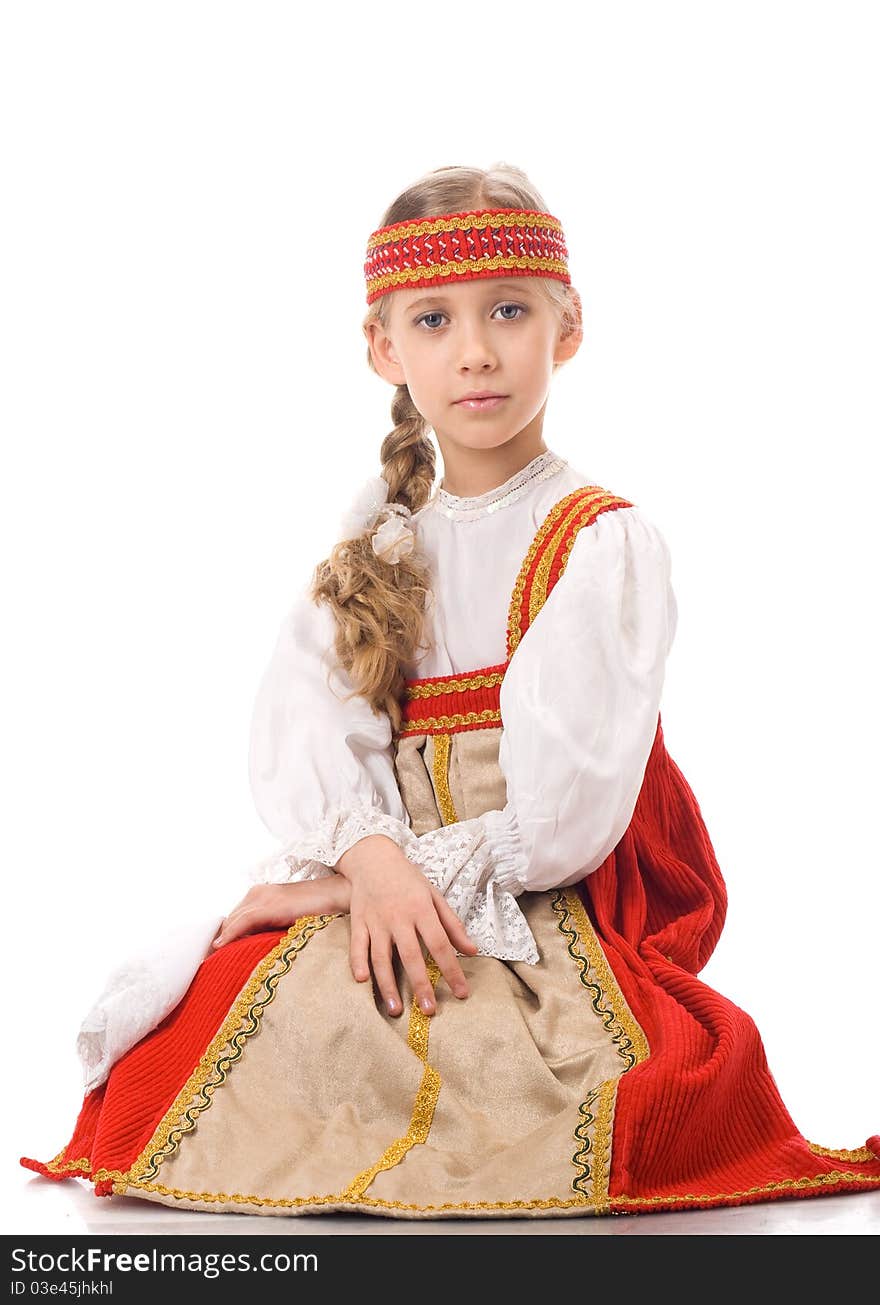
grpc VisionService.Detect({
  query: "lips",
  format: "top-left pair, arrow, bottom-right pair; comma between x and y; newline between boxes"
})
455,394 -> 508,410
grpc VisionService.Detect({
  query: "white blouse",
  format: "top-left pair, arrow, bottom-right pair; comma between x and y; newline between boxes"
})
76,447 -> 677,1092
248,447 -> 678,965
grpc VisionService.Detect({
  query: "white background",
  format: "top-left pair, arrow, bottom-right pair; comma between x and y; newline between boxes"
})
2,2 -> 878,1233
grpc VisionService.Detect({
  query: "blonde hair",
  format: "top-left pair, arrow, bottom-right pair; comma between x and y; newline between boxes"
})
309,162 -> 579,734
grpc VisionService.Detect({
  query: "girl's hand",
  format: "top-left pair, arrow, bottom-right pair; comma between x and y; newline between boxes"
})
335,834 -> 478,1017
210,875 -> 352,950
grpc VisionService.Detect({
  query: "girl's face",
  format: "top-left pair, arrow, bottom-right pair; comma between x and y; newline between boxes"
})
365,278 -> 581,455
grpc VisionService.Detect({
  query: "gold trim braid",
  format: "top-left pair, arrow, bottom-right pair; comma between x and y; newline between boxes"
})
369,258 -> 568,299
554,888 -> 651,1209
506,487 -> 632,657
554,890 -> 650,1069
46,1153 -> 91,1176
367,210 -> 566,250
432,733 -> 458,825
341,959 -> 443,1200
398,708 -> 500,735
807,1140 -> 878,1162
406,670 -> 505,699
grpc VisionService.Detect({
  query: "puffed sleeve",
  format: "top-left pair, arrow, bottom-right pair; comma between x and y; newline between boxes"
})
401,505 -> 677,962
247,588 -> 416,884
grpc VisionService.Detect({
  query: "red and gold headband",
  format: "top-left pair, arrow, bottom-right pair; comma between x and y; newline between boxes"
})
364,207 -> 570,305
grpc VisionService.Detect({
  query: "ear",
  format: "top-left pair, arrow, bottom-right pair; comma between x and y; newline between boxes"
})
553,286 -> 584,365
364,317 -> 408,387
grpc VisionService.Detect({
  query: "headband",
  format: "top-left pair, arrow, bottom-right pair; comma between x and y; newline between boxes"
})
364,206 -> 570,305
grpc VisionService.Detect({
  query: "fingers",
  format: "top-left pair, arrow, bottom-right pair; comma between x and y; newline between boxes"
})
354,925 -> 437,1017
419,925 -> 470,1002
369,932 -> 405,1016
347,887 -> 477,1018
350,919 -> 371,983
395,931 -> 438,1016
211,902 -> 263,949
431,888 -> 479,957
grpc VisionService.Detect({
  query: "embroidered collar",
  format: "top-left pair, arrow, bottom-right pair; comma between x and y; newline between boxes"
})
428,448 -> 567,521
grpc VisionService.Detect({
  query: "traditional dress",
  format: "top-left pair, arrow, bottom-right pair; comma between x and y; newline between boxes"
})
21,447 -> 880,1218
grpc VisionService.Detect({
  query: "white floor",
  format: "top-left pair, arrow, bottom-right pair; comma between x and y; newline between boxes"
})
12,1169 -> 880,1236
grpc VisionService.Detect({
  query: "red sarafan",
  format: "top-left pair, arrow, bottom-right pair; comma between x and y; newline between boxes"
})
22,470 -> 880,1218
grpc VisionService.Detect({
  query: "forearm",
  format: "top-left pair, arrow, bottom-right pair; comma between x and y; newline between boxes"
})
292,872 -> 352,916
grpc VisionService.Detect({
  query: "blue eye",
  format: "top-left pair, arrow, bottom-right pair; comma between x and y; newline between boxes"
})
414,303 -> 527,330
495,303 -> 526,321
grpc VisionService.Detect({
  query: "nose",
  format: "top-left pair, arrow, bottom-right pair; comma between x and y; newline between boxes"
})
457,322 -> 498,371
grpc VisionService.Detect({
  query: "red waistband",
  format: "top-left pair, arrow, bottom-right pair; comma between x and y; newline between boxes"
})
397,663 -> 507,737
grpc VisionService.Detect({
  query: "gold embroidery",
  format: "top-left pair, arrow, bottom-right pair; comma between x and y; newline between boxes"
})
556,890 -> 650,1066
807,1140 -> 878,1162
46,1154 -> 91,1175
554,889 -> 649,1206
368,258 -> 569,299
103,1185 -> 611,1211
432,733 -> 457,826
367,210 -> 566,250
126,915 -> 335,1184
526,490 -> 601,626
506,489 -> 596,655
529,492 -> 618,626
555,495 -> 619,586
106,1168 -> 880,1213
571,1088 -> 600,1196
506,487 -> 632,654
405,670 -> 505,699
612,1171 -> 880,1207
506,497 -> 565,656
589,1080 -> 618,1214
341,959 -> 442,1200
92,1167 -> 127,1184
398,708 -> 500,735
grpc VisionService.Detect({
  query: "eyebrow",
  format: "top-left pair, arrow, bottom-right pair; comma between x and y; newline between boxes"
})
405,282 -> 536,311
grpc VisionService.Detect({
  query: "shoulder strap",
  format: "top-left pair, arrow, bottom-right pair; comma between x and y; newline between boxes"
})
506,485 -> 633,657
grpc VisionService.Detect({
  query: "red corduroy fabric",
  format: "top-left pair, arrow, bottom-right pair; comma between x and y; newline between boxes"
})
20,928 -> 286,1187
579,717 -> 880,1211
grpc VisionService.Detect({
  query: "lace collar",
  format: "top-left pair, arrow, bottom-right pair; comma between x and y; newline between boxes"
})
427,448 -> 567,522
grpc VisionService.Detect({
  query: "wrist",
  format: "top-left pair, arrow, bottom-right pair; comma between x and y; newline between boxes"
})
329,872 -> 352,912
335,834 -> 406,880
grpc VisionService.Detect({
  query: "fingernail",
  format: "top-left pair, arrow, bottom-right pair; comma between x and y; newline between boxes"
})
454,986 -> 468,999
386,998 -> 399,1014
419,997 -> 434,1013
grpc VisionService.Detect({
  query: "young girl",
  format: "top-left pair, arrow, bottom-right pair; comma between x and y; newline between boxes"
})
22,163 -> 880,1220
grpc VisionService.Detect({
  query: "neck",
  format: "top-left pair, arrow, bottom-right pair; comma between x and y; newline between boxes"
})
437,430 -> 549,499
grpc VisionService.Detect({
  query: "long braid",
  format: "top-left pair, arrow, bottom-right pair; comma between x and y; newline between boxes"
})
309,388 -> 436,736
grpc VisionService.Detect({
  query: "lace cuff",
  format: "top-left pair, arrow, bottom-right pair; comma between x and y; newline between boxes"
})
247,802 -> 539,965
477,806 -> 530,895
249,802 -> 415,885
404,816 -> 539,965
